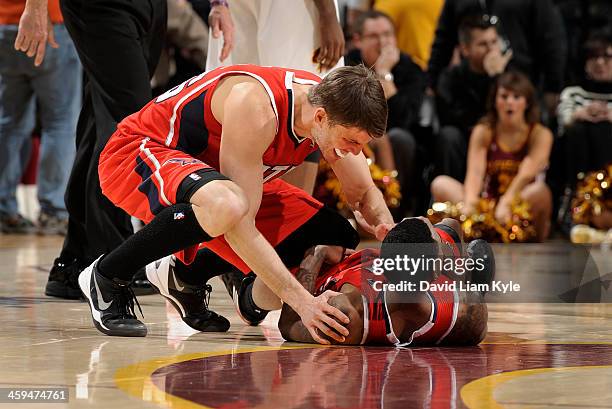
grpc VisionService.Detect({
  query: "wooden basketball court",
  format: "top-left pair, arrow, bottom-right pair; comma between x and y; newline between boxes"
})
1,234 -> 611,408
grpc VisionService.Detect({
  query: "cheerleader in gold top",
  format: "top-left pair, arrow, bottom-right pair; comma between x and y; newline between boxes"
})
431,72 -> 553,242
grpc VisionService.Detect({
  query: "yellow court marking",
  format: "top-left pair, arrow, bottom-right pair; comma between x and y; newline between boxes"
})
115,345 -> 319,409
460,365 -> 612,409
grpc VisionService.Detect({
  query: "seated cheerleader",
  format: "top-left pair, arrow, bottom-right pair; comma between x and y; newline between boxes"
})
431,71 -> 553,241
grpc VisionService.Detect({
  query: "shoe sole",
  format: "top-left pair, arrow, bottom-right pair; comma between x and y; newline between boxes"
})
79,259 -> 146,337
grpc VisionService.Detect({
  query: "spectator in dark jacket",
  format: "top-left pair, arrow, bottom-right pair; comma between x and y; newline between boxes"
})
435,14 -> 512,180
346,10 -> 427,218
428,0 -> 567,119
558,31 -> 612,184
555,0 -> 612,84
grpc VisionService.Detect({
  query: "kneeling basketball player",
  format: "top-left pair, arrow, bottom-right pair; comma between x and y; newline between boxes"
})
277,217 -> 494,346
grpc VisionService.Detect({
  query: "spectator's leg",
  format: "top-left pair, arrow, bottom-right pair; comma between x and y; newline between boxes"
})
59,81 -> 94,261
387,127 -> 416,219
369,134 -> 396,171
256,0 -> 344,73
592,210 -> 612,231
430,175 -> 464,203
0,26 -> 35,226
563,122 -> 589,182
32,25 -> 82,231
435,126 -> 468,181
588,121 -> 612,171
60,0 -> 166,263
521,181 -> 552,242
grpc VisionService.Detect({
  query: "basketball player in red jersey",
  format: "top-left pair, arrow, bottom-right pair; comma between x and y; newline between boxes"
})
278,217 -> 493,346
78,64 -> 394,342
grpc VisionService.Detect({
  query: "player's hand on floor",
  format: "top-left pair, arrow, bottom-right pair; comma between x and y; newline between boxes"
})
298,290 -> 349,345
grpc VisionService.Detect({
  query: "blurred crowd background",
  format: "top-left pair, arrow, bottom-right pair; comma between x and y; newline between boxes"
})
1,0 -> 611,243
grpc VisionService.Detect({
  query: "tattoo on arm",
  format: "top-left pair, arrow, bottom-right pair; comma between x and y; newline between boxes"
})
443,294 -> 488,346
295,246 -> 327,294
278,247 -> 327,343
295,267 -> 317,294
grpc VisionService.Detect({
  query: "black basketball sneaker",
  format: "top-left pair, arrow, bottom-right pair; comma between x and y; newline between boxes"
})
466,239 -> 496,294
78,257 -> 147,337
146,256 -> 230,332
221,270 -> 269,326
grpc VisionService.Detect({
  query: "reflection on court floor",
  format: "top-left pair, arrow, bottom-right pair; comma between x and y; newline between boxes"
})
115,343 -> 612,409
1,235 -> 611,408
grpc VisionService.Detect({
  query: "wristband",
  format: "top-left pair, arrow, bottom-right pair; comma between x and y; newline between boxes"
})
210,0 -> 229,7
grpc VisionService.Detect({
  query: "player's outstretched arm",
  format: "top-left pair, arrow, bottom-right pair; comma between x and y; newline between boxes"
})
331,152 -> 394,240
217,82 -> 349,344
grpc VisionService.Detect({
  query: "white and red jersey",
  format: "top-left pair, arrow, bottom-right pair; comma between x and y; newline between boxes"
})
99,65 -> 323,265
314,232 -> 460,346
314,249 -> 391,345
117,64 -> 321,182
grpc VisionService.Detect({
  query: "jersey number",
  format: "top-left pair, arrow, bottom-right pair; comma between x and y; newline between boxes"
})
263,165 -> 295,182
155,70 -> 211,103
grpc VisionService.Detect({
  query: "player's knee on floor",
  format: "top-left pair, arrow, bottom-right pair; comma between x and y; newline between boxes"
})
191,180 -> 249,236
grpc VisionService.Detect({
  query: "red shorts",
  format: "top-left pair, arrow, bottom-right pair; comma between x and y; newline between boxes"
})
99,131 -> 323,267
99,133 -> 217,222
203,179 -> 323,272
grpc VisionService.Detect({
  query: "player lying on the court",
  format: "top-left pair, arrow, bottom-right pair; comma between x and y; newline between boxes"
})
277,217 -> 494,346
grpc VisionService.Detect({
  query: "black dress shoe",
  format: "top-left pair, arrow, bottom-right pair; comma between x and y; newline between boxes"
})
45,258 -> 83,300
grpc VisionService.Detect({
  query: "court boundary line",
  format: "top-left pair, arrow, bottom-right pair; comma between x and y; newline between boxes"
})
461,365 -> 612,409
114,345 -> 321,409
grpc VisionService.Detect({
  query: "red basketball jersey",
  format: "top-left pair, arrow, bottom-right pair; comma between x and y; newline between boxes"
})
117,64 -> 321,181
314,227 -> 461,346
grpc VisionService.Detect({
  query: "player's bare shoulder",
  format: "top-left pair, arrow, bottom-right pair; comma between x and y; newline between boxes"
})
211,75 -> 277,130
